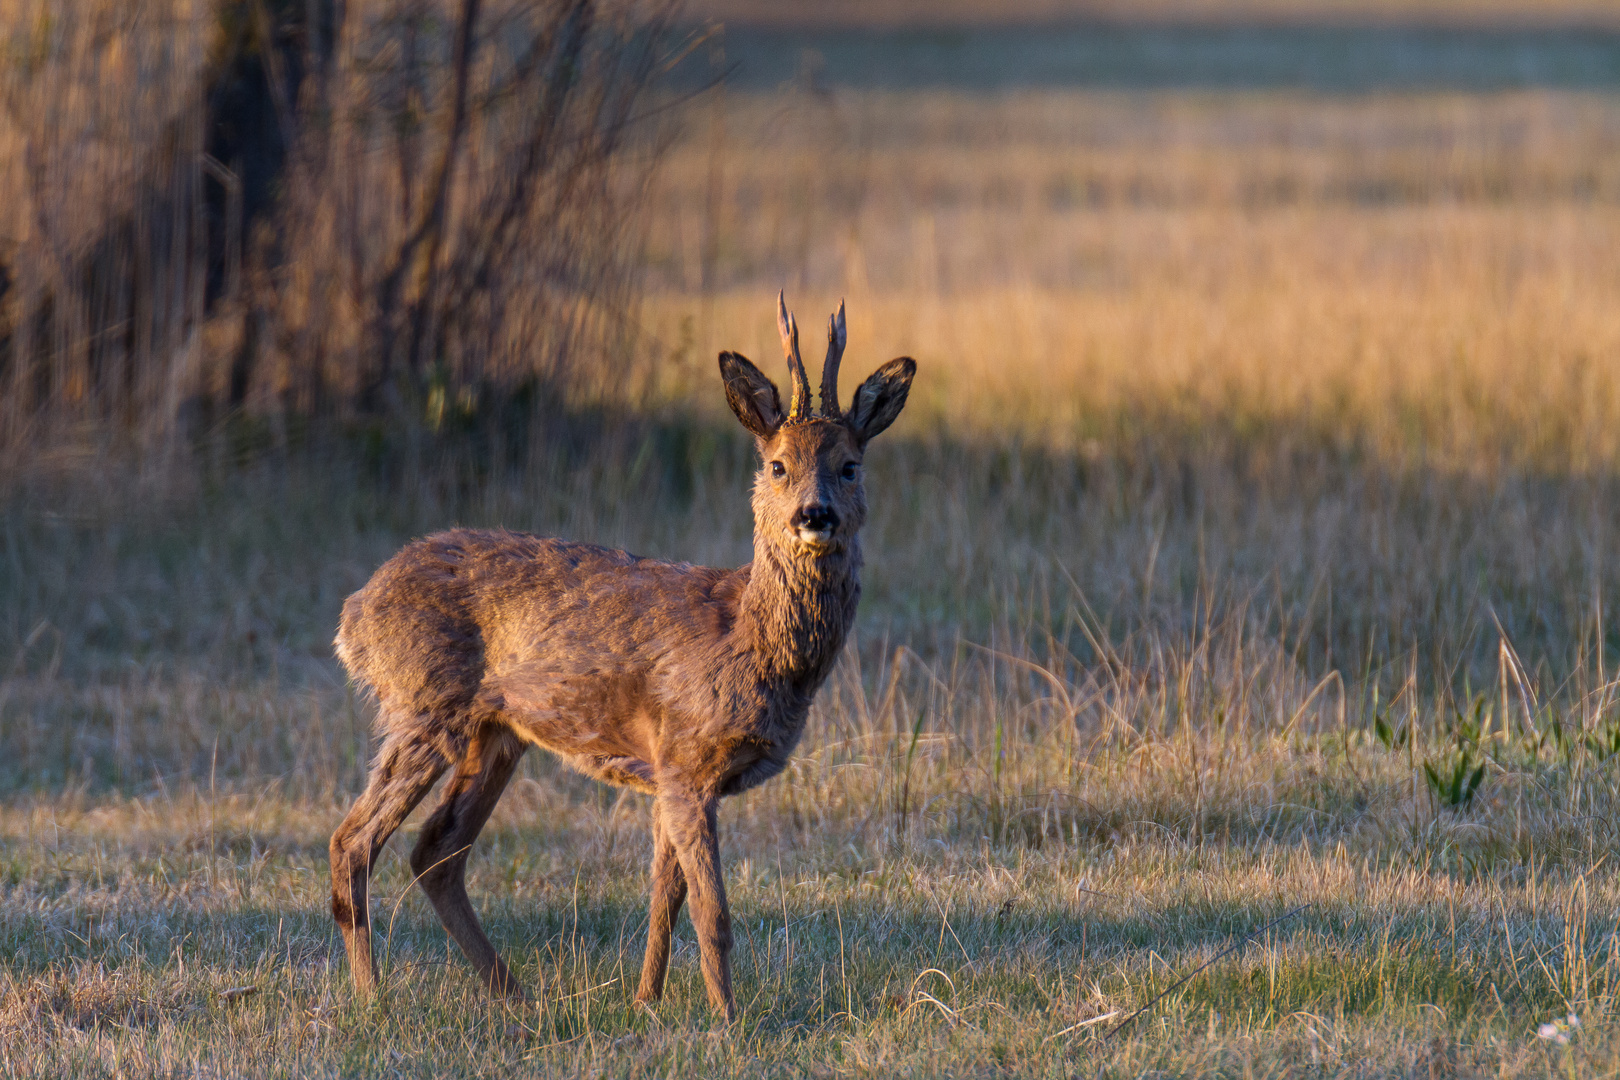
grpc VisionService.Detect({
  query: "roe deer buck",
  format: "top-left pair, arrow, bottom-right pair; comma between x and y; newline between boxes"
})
329,294 -> 915,1020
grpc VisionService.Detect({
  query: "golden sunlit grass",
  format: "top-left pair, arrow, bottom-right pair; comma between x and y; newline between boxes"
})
8,71 -> 1620,1080
641,91 -> 1620,469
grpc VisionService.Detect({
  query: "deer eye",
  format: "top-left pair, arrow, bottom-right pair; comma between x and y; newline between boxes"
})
770,460 -> 786,478
840,462 -> 858,481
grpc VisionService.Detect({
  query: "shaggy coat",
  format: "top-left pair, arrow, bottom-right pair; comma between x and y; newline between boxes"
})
328,298 -> 915,1019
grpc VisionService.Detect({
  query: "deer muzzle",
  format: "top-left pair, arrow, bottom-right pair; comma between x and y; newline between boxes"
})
790,504 -> 840,548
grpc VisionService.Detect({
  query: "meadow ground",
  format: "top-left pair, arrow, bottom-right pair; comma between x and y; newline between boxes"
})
7,69 -> 1620,1078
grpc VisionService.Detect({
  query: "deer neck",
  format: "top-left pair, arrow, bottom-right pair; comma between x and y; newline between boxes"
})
739,528 -> 862,686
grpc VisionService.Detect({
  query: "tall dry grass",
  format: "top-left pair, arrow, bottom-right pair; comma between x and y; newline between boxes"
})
643,91 -> 1620,467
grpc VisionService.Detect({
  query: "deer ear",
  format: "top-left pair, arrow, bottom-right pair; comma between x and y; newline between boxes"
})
719,351 -> 783,440
848,357 -> 916,442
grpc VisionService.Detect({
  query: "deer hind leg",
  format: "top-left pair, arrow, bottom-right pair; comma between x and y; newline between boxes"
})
410,725 -> 527,999
634,812 -> 688,1006
658,788 -> 735,1021
330,726 -> 451,996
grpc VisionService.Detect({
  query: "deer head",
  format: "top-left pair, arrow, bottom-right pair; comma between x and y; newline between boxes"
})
719,294 -> 916,555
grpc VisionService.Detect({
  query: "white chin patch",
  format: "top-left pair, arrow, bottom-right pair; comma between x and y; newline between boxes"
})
796,527 -> 835,547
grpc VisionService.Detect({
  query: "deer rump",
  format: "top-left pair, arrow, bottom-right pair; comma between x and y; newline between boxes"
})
335,528 -> 807,800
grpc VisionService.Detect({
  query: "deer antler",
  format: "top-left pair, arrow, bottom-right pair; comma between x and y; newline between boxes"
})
777,291 -> 812,421
820,300 -> 846,418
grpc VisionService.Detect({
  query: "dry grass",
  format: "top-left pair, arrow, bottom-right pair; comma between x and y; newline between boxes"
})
4,642 -> 1620,1076
7,48 -> 1620,1080
642,91 -> 1620,466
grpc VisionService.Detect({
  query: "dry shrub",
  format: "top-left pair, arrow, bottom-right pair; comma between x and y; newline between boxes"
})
246,0 -> 674,424
0,0 -> 678,455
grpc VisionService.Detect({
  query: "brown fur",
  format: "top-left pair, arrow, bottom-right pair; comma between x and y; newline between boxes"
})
328,298 -> 916,1020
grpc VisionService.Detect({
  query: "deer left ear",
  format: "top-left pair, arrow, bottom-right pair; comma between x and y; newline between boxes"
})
848,357 -> 916,442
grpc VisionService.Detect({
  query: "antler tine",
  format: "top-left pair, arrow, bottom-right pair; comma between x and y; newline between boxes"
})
820,299 -> 847,418
777,290 -> 812,420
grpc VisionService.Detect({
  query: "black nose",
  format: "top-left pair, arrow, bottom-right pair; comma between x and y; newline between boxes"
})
793,504 -> 839,531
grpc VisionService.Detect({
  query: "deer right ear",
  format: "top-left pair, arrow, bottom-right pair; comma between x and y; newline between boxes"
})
719,351 -> 784,440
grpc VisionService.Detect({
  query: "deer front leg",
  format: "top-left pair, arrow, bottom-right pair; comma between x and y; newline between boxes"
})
634,813 -> 688,1005
657,787 -> 735,1021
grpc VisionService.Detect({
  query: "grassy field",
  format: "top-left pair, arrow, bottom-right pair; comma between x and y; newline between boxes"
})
8,63 -> 1620,1080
